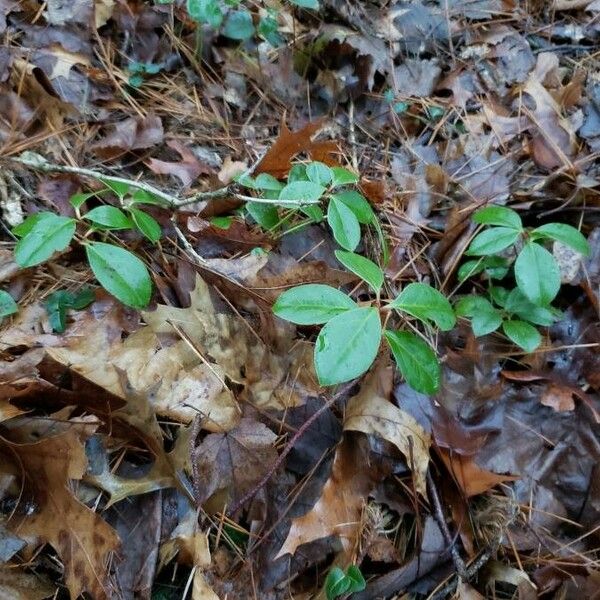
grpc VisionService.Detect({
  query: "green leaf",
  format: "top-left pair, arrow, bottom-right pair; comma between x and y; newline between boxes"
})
385,330 -> 441,395
222,10 -> 254,40
327,197 -> 361,251
85,242 -> 152,309
258,15 -> 283,46
44,290 -> 71,333
530,223 -> 590,256
334,250 -> 383,293
389,282 -> 456,331
278,180 -> 324,204
273,284 -> 356,325
330,167 -> 359,187
345,566 -> 367,594
300,204 -> 324,222
0,290 -> 18,318
84,206 -> 133,230
99,179 -> 130,199
130,207 -> 162,242
253,173 -> 284,191
456,294 -> 503,336
12,212 -> 56,238
514,242 -> 560,306
247,202 -> 279,229
458,256 -> 509,282
457,259 -> 486,282
325,567 -> 350,600
70,191 -> 100,210
186,0 -> 223,27
331,191 -> 374,224
287,164 -> 307,182
210,216 -> 232,229
130,189 -> 166,206
306,161 -> 332,186
14,214 -> 76,267
70,288 -> 95,310
489,286 -> 509,307
504,288 -> 555,326
466,227 -> 521,256
473,206 -> 522,230
502,320 -> 541,353
315,307 -> 381,385
289,0 -> 320,8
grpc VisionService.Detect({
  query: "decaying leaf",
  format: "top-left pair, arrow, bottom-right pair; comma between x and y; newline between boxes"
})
147,140 -> 213,187
0,567 -> 56,600
344,361 -> 431,495
3,423 -> 120,599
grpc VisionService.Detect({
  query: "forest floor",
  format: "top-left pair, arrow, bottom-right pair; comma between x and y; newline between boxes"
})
1,1 -> 600,599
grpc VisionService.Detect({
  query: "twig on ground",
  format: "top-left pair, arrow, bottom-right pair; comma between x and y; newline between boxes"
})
225,380 -> 357,516
426,470 -> 469,582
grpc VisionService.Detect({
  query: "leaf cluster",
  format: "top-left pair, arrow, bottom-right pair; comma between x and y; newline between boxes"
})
325,565 -> 366,600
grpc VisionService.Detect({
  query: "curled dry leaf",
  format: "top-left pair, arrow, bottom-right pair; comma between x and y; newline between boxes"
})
91,114 -> 164,159
3,423 -> 120,600
344,361 -> 431,495
275,436 -> 377,559
438,447 -> 519,498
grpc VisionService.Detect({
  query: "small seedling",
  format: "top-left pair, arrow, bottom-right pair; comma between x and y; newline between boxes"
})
44,288 -> 95,333
456,205 -> 589,352
325,565 -> 366,600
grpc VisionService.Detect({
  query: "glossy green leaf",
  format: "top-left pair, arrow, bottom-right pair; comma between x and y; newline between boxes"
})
473,205 -> 522,229
273,284 -> 356,325
330,167 -> 359,187
466,227 -> 520,256
345,566 -> 366,594
0,290 -> 17,318
210,216 -> 232,229
331,190 -> 374,224
531,223 -> 590,256
455,295 -> 495,317
514,242 -> 560,306
247,202 -> 279,229
70,191 -> 100,210
85,242 -> 152,309
14,214 -> 76,267
84,206 -> 133,230
12,212 -> 56,238
99,178 -> 130,199
300,204 -> 324,222
334,250 -> 383,293
489,286 -> 509,307
130,189 -> 167,206
504,288 -> 555,326
325,567 -> 350,600
389,282 -> 456,331
130,207 -> 162,242
385,330 -> 441,395
306,161 -> 332,186
278,180 -> 324,204
223,10 -> 254,40
287,164 -> 307,182
456,295 -> 503,336
327,197 -> 361,251
43,289 -> 94,333
315,307 -> 381,385
502,320 -> 541,353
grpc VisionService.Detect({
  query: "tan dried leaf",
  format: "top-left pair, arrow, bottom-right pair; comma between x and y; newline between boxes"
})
343,362 -> 431,495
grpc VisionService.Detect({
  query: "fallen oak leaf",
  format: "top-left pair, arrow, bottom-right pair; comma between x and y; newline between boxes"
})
3,423 -> 120,599
343,360 -> 431,495
256,119 -> 340,179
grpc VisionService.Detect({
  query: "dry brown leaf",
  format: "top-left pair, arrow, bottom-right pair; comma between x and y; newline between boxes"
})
217,156 -> 247,184
540,383 -> 576,412
343,362 -> 431,495
192,417 -> 278,508
147,140 -> 213,187
256,120 -> 339,179
438,448 -> 519,498
91,114 -> 164,159
4,425 -> 120,599
275,437 -> 375,559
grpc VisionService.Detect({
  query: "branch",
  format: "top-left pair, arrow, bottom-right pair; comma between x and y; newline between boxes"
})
6,152 -> 321,209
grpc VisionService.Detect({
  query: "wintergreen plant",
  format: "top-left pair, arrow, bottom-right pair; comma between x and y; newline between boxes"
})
325,565 -> 366,600
456,205 -> 590,352
12,181 -> 163,310
186,0 -> 318,45
44,288 -> 95,333
0,290 -> 18,321
238,160 -> 386,255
